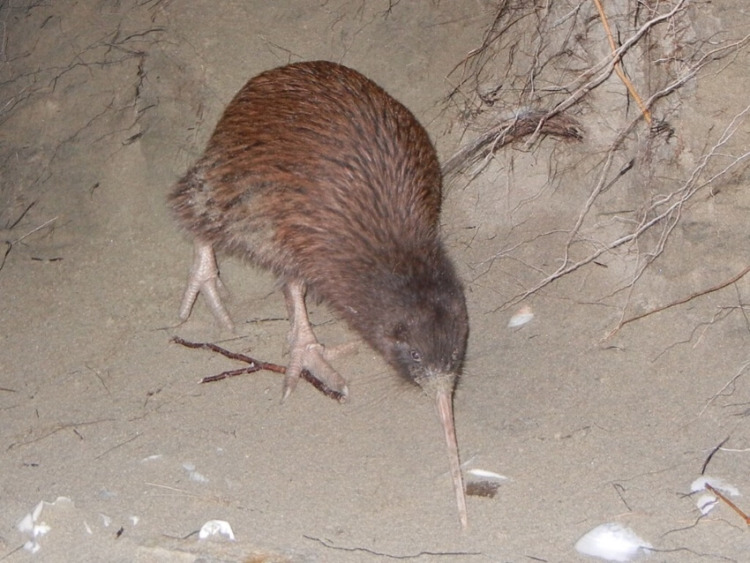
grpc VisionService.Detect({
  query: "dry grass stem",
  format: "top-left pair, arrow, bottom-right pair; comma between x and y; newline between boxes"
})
592,0 -> 651,124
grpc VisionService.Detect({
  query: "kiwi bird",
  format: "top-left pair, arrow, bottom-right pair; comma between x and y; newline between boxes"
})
169,61 -> 470,527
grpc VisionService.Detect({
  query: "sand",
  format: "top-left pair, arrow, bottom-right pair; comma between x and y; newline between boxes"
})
1,1 -> 749,561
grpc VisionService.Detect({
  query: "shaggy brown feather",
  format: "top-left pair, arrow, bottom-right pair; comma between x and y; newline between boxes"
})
169,61 -> 468,382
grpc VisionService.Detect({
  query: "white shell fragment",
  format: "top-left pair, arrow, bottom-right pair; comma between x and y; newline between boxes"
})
198,519 -> 236,541
690,475 -> 740,497
17,497 -> 73,554
696,494 -> 719,515
465,468 -> 508,498
189,470 -> 209,483
575,523 -> 652,562
183,462 -> 209,483
466,468 -> 508,481
508,305 -> 534,328
691,475 -> 742,516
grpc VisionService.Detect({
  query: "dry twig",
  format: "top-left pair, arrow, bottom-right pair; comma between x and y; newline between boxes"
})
699,360 -> 750,417
704,483 -> 750,526
442,110 -> 582,177
592,0 -> 651,124
491,104 -> 750,316
447,1 -> 750,348
170,336 -> 346,402
0,215 -> 58,274
614,265 -> 750,332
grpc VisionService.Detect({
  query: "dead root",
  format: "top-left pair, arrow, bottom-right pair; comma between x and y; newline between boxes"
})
441,109 -> 582,178
170,336 -> 347,402
445,0 -> 750,336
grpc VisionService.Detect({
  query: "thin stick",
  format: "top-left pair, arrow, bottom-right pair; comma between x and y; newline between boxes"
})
170,336 -> 345,402
200,366 -> 264,383
618,264 -> 750,329
551,0 -> 687,118
592,0 -> 651,124
701,436 -> 730,475
11,216 -> 58,244
705,483 -> 750,525
171,336 -> 284,373
699,360 -> 750,417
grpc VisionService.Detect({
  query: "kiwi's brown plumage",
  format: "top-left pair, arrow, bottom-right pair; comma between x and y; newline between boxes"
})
169,61 -> 468,384
170,60 -> 470,528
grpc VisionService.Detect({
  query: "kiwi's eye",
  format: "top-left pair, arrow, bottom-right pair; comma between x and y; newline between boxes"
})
410,349 -> 422,363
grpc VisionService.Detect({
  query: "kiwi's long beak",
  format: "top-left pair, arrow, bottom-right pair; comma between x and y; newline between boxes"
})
435,381 -> 468,529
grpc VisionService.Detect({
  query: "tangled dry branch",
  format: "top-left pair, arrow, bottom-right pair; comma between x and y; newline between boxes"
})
446,0 -> 750,332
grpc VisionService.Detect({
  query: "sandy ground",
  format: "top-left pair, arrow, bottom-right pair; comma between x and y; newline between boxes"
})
1,1 -> 749,561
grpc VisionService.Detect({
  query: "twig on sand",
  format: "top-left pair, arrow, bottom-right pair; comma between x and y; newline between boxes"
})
699,360 -> 750,417
701,436 -> 730,475
613,265 -> 750,333
705,483 -> 750,526
170,336 -> 346,401
0,214 -> 58,273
